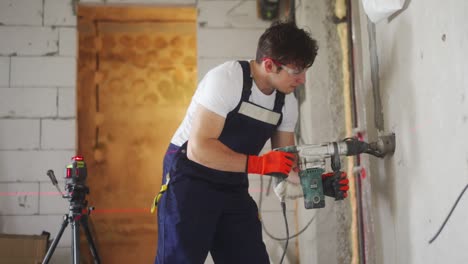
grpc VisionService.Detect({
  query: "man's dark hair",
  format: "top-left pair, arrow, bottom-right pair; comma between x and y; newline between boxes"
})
256,20 -> 318,70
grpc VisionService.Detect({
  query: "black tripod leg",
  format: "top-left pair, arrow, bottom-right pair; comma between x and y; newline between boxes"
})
81,214 -> 101,264
42,215 -> 69,264
71,218 -> 81,264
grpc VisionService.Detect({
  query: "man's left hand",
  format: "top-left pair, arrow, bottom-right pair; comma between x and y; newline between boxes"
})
322,171 -> 349,200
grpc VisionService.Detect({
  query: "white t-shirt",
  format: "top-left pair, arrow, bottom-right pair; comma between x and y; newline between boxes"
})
171,60 -> 298,146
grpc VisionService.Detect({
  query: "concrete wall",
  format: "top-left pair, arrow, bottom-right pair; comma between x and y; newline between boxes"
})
0,0 -> 298,263
295,1 -> 352,264
352,0 -> 468,263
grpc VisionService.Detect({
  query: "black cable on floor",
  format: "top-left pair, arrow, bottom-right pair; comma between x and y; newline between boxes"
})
429,183 -> 468,244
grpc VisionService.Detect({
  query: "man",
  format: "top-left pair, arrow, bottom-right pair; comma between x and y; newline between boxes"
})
154,20 -> 349,264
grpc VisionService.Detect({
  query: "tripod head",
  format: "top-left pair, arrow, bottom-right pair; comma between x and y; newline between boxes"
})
47,156 -> 91,213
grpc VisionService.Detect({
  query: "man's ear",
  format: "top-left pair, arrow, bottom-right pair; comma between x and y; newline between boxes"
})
263,59 -> 275,73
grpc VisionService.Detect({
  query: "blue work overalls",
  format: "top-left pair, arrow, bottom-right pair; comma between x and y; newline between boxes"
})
155,61 -> 285,264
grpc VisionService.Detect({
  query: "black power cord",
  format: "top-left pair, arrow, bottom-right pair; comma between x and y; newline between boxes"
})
429,183 -> 468,244
279,201 -> 288,264
257,175 -> 318,264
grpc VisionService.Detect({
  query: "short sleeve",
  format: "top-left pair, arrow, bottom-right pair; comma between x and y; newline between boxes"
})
194,61 -> 243,118
277,93 -> 298,132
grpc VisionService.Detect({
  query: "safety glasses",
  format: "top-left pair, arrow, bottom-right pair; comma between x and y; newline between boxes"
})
262,57 -> 306,76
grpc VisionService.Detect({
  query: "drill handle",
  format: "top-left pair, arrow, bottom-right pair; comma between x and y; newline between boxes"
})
330,142 -> 345,201
332,171 -> 345,200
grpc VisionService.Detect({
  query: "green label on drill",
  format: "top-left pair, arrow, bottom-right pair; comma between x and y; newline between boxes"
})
300,167 -> 325,209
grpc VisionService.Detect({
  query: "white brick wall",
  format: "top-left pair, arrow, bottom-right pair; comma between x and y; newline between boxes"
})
0,0 -> 43,26
198,1 -> 270,29
197,0 -> 265,79
44,0 -> 76,26
59,28 -> 77,57
58,88 -> 76,117
0,57 -> 9,87
0,150 -> 75,181
41,119 -> 76,150
11,57 -> 76,87
0,88 -> 57,117
0,119 -> 40,150
0,26 -> 58,56
0,183 -> 39,215
198,28 -> 264,58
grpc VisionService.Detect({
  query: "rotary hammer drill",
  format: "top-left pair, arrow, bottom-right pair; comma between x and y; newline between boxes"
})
274,134 -> 396,209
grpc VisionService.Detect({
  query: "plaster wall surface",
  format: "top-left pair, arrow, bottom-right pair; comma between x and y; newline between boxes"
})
294,0 -> 351,263
352,0 -> 468,263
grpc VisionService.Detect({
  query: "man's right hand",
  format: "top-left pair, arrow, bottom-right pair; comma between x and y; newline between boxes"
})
247,151 -> 295,175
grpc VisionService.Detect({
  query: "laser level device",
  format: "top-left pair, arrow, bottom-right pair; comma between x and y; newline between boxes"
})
273,134 -> 395,209
43,156 -> 100,264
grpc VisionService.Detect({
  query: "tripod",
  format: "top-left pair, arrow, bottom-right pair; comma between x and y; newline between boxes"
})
42,170 -> 101,264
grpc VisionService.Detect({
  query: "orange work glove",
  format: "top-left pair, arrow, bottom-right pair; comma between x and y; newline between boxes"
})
322,171 -> 349,200
247,150 -> 295,175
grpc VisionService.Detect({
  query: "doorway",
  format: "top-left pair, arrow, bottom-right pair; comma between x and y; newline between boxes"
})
76,5 -> 197,263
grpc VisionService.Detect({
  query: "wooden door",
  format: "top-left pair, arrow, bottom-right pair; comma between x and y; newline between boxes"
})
77,5 -> 197,263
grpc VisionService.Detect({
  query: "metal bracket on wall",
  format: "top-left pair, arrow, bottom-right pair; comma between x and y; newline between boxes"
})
367,18 -> 385,130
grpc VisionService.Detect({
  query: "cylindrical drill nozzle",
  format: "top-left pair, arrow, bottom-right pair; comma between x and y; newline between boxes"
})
375,133 -> 396,155
344,133 -> 396,158
367,133 -> 396,157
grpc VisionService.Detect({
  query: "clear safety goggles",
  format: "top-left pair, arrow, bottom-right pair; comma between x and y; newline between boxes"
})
262,57 -> 306,76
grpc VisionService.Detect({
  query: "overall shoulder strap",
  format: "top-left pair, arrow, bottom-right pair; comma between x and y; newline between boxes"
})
273,91 -> 285,127
273,91 -> 285,112
238,60 -> 253,100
